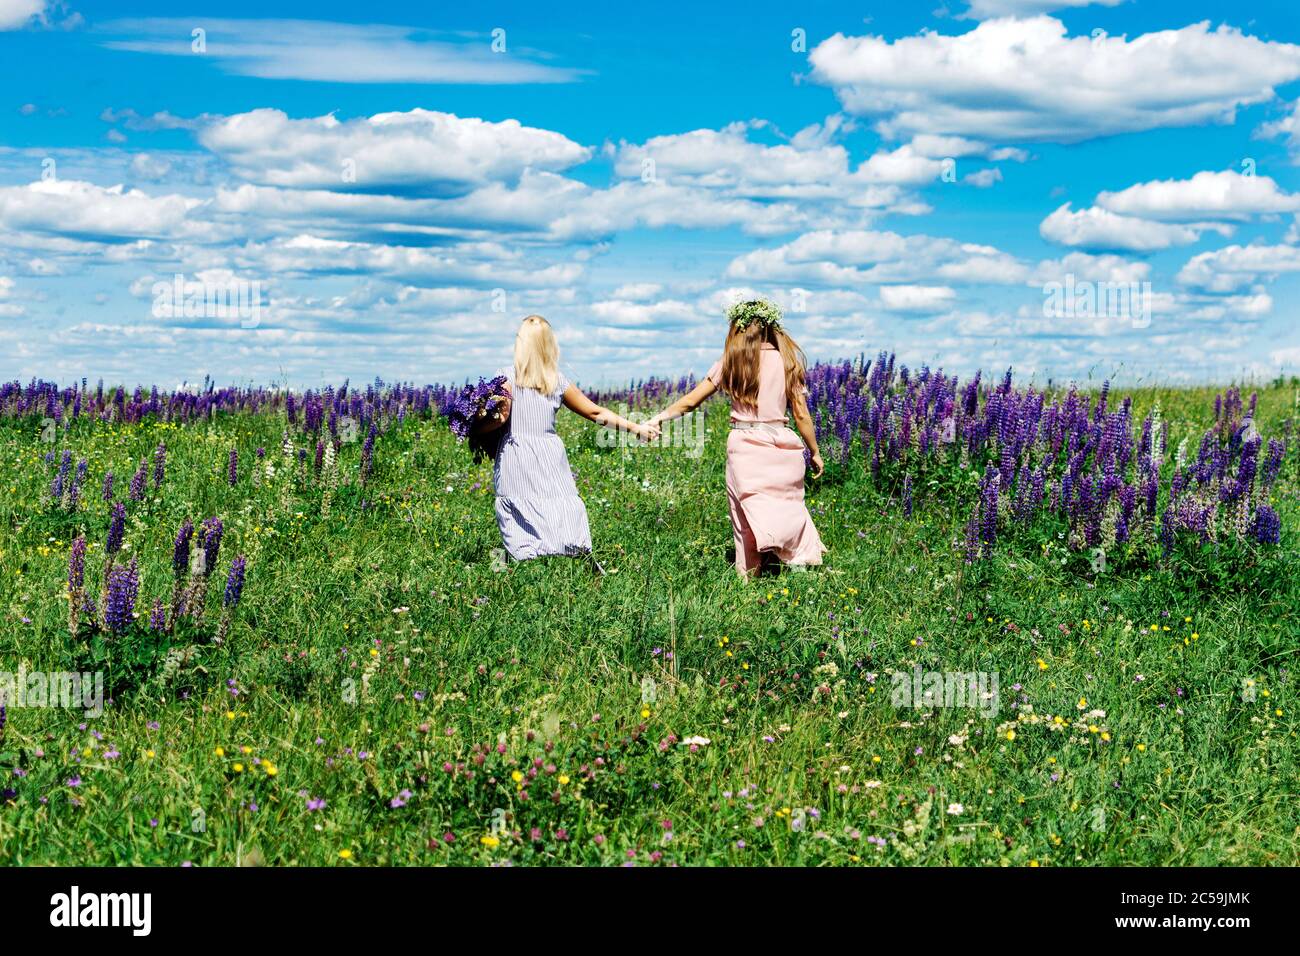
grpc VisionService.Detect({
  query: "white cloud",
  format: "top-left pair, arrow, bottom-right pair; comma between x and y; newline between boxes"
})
611,283 -> 663,301
1177,243 -> 1300,292
725,229 -> 1031,286
227,234 -> 584,288
1034,252 -> 1150,284
98,18 -> 584,84
102,108 -> 216,132
613,120 -> 850,198
962,0 -> 1123,17
879,285 -> 957,312
1272,345 -> 1300,366
212,172 -> 879,245
907,134 -> 990,158
854,144 -> 950,185
1097,169 -> 1300,220
963,168 -> 1003,188
809,17 -> 1300,143
0,0 -> 44,31
0,179 -> 203,241
1180,292 -> 1272,320
1257,99 -> 1300,162
590,298 -> 701,329
612,118 -> 949,201
199,108 -> 592,195
551,182 -> 790,239
1039,203 -> 1230,251
0,274 -> 22,317
129,153 -> 173,181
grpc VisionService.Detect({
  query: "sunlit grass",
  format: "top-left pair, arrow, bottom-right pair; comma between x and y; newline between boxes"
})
0,379 -> 1295,865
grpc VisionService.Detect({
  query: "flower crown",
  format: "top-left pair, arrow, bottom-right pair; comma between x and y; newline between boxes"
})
727,299 -> 783,332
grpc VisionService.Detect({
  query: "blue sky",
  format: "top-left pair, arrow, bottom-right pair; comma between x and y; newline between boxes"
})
3,0 -> 1300,388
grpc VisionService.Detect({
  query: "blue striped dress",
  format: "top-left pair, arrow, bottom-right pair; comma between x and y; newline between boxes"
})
493,371 -> 593,560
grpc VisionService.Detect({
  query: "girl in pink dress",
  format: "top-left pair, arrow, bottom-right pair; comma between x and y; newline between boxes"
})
648,300 -> 826,577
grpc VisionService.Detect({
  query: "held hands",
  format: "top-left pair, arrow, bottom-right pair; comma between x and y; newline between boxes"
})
602,408 -> 658,442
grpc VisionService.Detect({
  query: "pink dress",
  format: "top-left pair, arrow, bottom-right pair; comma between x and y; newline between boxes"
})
706,344 -> 826,574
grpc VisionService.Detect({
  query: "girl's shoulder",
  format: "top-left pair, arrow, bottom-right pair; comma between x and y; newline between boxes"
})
706,357 -> 724,385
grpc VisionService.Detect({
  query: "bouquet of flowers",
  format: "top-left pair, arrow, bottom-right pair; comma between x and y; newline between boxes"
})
448,375 -> 510,461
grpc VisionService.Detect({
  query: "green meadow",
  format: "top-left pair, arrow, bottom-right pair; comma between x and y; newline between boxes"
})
0,378 -> 1296,866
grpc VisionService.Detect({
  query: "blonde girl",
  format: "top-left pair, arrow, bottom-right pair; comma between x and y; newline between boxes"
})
475,315 -> 657,561
647,300 -> 826,576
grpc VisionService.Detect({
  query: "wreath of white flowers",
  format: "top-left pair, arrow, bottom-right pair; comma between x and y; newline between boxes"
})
727,298 -> 783,332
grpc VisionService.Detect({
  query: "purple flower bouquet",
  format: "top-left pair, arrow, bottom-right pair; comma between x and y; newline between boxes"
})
447,375 -> 510,462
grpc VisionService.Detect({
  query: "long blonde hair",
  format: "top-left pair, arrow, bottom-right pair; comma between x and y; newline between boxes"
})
513,314 -> 560,395
717,317 -> 807,410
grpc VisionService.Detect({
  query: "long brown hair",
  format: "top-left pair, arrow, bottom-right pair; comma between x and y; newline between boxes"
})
717,316 -> 808,410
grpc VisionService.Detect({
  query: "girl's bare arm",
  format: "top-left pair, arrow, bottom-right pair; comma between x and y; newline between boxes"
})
562,384 -> 658,439
647,378 -> 717,426
789,390 -> 824,478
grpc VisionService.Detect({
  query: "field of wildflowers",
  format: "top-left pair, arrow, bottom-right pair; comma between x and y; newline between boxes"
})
0,362 -> 1295,866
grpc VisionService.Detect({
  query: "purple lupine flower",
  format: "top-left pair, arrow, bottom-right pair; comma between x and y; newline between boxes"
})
68,536 -> 86,592
67,459 -> 88,509
446,375 -> 509,441
104,558 -> 140,635
172,518 -> 193,575
128,458 -> 148,501
360,421 -> 377,482
106,501 -> 126,556
149,599 -> 167,631
223,556 -> 246,608
200,517 -> 223,575
50,449 -> 72,501
1159,505 -> 1177,555
101,470 -> 114,503
227,448 -> 239,486
153,442 -> 166,489
978,465 -> 1000,557
1263,439 -> 1285,489
1236,438 -> 1260,494
1116,484 -> 1137,544
1251,505 -> 1281,545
